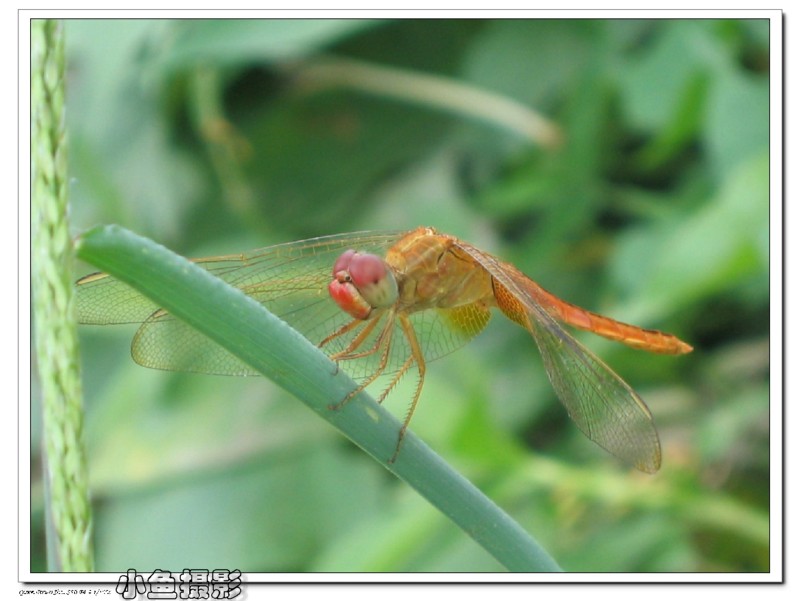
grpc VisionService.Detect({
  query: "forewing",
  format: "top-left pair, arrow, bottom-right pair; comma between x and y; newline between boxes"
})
455,241 -> 661,473
76,231 -> 405,375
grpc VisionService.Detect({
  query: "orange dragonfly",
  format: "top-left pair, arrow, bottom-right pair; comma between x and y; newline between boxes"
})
76,226 -> 692,472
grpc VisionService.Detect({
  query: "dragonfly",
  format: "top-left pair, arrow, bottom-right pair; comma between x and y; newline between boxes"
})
76,226 -> 692,472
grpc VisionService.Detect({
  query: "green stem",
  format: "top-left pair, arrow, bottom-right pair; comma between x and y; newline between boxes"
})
32,19 -> 95,571
76,225 -> 562,573
290,56 -> 564,149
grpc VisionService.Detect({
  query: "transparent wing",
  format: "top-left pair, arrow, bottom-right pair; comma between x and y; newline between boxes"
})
455,241 -> 661,473
76,231 -> 403,375
76,230 -> 492,382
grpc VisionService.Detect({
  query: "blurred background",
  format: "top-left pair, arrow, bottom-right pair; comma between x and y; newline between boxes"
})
31,18 -> 770,572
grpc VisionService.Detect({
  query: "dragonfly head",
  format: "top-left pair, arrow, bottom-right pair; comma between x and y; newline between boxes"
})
329,250 -> 399,320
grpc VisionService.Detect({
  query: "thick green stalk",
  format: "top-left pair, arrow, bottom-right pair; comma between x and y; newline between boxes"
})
32,19 -> 94,571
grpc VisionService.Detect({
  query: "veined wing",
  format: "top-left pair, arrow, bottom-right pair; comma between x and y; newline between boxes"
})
455,240 -> 661,473
76,230 -> 493,381
76,231 -> 405,375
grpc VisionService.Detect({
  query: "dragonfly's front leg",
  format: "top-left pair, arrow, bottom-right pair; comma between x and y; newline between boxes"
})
326,312 -> 396,411
319,316 -> 378,376
319,317 -> 370,352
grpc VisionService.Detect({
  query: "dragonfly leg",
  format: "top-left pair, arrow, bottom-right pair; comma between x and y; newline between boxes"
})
321,312 -> 391,377
319,318 -> 371,375
376,353 -> 415,406
388,314 -> 427,464
327,314 -> 396,411
327,313 -> 393,364
319,317 -> 366,349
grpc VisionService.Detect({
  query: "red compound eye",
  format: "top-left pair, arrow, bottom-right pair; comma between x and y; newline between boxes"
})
332,249 -> 357,277
348,253 -> 388,288
328,250 -> 399,318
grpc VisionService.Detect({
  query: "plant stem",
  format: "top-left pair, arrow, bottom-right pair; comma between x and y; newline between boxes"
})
290,56 -> 563,149
32,19 -> 95,572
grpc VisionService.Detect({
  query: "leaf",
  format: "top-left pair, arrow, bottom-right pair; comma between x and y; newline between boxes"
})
704,68 -> 770,179
623,152 -> 769,310
162,20 -> 386,69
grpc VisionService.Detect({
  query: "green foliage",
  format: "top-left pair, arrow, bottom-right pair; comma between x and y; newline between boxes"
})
37,18 -> 771,573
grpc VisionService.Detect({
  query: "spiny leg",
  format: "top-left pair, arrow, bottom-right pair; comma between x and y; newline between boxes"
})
389,313 -> 427,464
319,317 -> 366,350
331,314 -> 390,362
320,314 -> 383,375
377,354 -> 415,405
319,317 -> 366,375
327,313 -> 396,411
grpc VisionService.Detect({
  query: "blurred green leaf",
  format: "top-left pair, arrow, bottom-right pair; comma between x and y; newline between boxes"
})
462,20 -> 592,106
66,20 -> 205,241
639,152 -> 769,307
617,21 -> 712,131
632,70 -> 709,171
86,368 -> 332,493
560,514 -> 697,571
162,20 -> 386,69
95,446 -> 386,571
705,68 -> 769,179
239,91 -> 452,237
697,383 -> 769,465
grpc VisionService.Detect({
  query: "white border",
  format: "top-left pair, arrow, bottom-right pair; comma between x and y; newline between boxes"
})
16,7 -> 785,592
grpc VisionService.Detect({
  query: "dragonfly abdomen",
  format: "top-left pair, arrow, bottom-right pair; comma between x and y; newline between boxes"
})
538,288 -> 692,355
